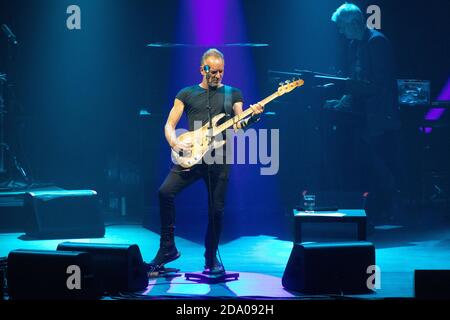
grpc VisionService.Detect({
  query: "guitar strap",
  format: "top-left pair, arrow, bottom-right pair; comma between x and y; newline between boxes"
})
224,85 -> 233,118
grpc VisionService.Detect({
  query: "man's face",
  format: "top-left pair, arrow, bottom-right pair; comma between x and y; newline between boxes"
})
336,20 -> 360,40
201,56 -> 224,88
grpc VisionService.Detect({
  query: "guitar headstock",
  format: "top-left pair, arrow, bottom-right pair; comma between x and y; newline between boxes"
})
277,78 -> 305,95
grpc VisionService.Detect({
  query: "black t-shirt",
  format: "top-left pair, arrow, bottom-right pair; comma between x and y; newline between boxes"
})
176,85 -> 243,131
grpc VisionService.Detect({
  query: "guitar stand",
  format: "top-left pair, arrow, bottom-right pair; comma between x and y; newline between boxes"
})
185,271 -> 239,284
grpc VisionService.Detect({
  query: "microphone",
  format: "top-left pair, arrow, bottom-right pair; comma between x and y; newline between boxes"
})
203,65 -> 212,79
1,24 -> 18,45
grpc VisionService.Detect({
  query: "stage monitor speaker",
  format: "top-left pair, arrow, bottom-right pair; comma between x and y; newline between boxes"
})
57,242 -> 148,293
414,270 -> 450,299
24,190 -> 105,239
282,242 -> 375,294
7,249 -> 102,300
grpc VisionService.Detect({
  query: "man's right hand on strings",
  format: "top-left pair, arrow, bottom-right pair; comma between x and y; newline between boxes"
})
172,140 -> 193,157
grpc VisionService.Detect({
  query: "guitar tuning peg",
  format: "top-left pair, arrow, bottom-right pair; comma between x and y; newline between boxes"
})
279,82 -> 284,86
285,80 -> 291,84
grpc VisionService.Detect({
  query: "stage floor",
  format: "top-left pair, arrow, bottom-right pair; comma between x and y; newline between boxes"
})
1,223 -> 450,300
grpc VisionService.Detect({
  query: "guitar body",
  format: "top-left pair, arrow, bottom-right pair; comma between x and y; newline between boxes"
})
171,113 -> 226,168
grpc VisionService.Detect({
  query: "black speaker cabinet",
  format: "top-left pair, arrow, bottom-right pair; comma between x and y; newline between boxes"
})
57,242 -> 148,293
24,190 -> 105,239
415,270 -> 450,299
7,249 -> 102,300
282,242 -> 376,294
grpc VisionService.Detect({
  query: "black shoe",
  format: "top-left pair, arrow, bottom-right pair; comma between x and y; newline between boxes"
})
203,256 -> 224,275
150,245 -> 180,266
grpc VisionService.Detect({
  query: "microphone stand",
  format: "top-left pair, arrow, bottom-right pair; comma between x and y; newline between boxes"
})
206,76 -> 214,149
185,74 -> 240,283
0,75 -> 6,174
0,26 -> 31,188
205,75 -> 223,273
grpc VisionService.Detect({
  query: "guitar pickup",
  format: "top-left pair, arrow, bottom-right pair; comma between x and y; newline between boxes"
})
178,150 -> 192,157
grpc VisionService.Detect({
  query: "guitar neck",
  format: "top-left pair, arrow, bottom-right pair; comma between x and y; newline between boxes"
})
214,91 -> 280,134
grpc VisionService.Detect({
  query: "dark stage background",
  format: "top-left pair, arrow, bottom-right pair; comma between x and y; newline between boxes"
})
0,0 -> 449,240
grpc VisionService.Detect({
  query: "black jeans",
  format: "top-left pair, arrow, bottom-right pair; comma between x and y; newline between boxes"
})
158,163 -> 230,257
362,130 -> 404,221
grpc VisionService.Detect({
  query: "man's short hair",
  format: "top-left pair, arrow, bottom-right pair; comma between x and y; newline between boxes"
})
331,3 -> 364,24
200,48 -> 224,65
